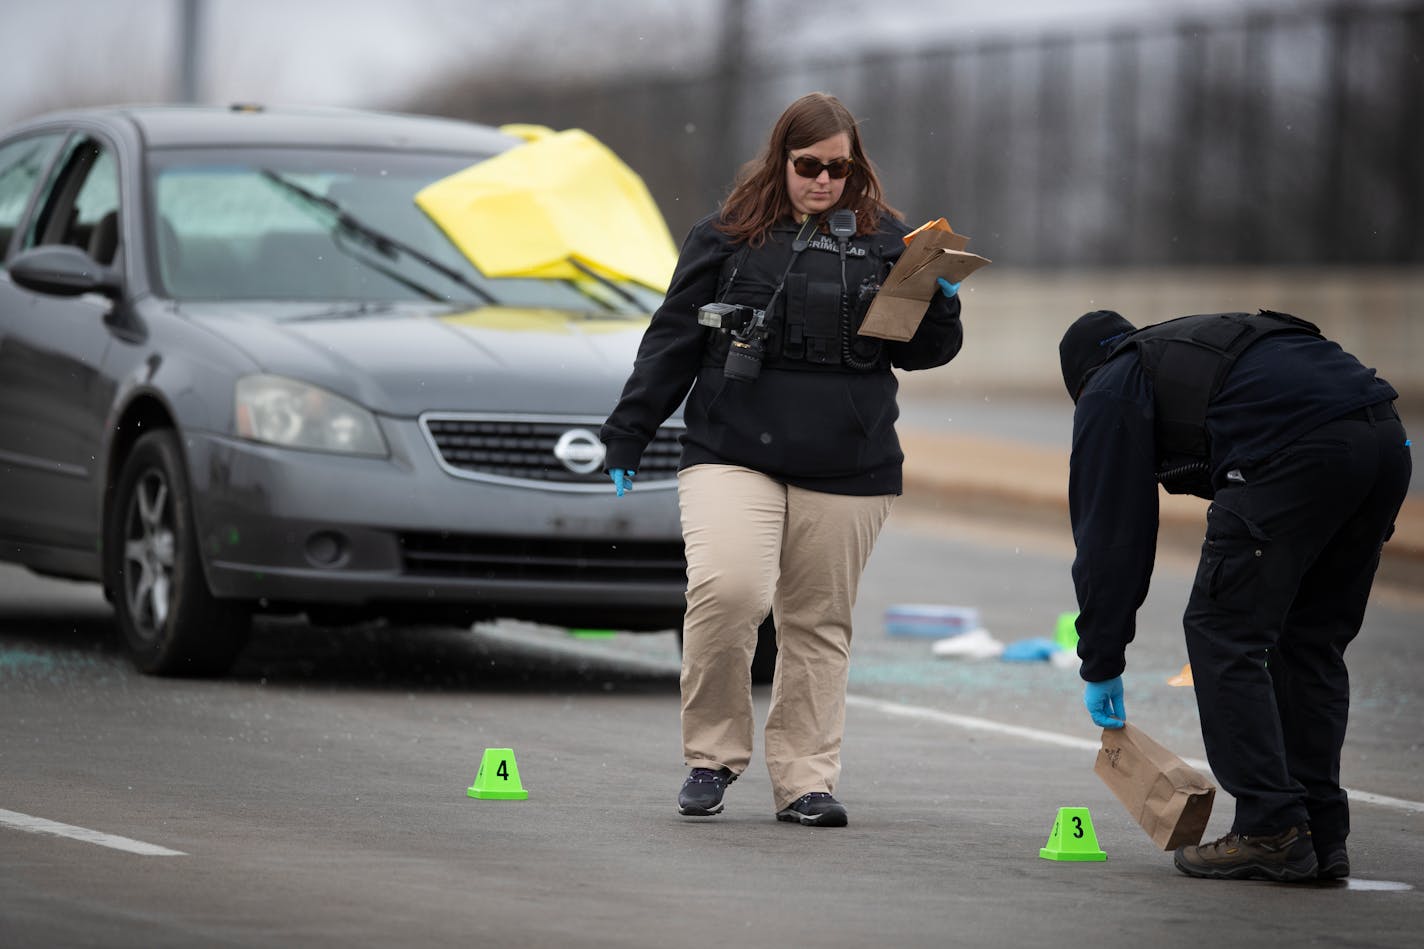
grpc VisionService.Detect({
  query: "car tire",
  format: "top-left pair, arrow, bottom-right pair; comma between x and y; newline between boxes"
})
106,430 -> 250,676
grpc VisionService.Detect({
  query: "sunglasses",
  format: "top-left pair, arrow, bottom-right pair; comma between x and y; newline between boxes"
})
789,155 -> 855,180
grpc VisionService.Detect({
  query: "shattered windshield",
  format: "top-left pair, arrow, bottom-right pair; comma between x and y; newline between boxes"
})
146,147 -> 663,313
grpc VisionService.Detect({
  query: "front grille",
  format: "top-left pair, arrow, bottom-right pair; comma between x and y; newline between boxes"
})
420,413 -> 682,491
399,532 -> 687,583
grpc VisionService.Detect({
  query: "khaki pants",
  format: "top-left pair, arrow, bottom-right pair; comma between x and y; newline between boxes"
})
677,464 -> 894,809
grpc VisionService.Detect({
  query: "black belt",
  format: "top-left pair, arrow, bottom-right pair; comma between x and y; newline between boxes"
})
1340,401 -> 1398,422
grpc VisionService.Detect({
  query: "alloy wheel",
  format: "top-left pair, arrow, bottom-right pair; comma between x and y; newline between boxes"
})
121,468 -> 176,642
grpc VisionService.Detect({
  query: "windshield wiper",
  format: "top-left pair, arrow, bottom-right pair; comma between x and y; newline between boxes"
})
567,258 -> 648,312
260,170 -> 497,305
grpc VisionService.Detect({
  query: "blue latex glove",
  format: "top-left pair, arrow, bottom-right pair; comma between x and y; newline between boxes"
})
608,468 -> 636,497
1084,676 -> 1126,729
937,277 -> 961,298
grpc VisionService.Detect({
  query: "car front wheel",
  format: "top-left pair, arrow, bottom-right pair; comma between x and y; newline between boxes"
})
106,430 -> 249,675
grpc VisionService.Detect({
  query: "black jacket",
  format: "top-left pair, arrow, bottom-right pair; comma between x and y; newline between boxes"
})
601,212 -> 963,495
1069,330 -> 1398,681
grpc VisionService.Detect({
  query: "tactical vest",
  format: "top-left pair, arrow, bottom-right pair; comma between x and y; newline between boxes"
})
705,222 -> 890,373
1105,309 -> 1323,498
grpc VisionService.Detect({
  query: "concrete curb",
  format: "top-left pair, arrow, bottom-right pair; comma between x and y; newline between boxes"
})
898,427 -> 1423,591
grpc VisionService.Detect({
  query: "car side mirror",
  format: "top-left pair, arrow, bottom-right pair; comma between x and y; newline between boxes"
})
8,244 -> 120,298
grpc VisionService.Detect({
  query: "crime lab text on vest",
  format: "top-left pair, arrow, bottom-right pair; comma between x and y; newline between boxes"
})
708,224 -> 888,373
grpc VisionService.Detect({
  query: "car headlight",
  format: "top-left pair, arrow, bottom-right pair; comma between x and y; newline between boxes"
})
235,374 -> 387,456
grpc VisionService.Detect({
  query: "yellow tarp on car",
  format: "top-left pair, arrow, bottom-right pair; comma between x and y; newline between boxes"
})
414,127 -> 677,292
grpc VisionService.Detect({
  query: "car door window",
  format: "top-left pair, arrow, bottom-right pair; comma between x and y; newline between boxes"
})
24,136 -> 121,264
0,133 -> 64,264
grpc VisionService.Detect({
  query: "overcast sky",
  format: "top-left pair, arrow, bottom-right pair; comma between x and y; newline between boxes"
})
0,0 -> 1402,128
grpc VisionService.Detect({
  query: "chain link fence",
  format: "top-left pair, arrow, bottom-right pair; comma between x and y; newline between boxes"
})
417,1 -> 1422,269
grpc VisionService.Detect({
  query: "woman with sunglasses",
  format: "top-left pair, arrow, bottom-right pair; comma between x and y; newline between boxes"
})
601,92 -> 964,827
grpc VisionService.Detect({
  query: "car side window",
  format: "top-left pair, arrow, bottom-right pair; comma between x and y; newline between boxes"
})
0,134 -> 64,265
24,136 -> 121,265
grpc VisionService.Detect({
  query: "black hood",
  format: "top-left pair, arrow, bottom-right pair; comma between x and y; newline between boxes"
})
1059,310 -> 1136,401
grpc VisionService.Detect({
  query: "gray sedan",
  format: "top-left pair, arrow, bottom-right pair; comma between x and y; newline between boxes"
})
0,105 -> 776,677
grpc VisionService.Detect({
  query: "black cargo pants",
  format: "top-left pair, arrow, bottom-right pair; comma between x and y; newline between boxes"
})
1182,402 -> 1411,846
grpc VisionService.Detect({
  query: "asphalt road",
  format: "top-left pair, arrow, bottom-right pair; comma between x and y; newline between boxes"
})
2,502 -> 1422,948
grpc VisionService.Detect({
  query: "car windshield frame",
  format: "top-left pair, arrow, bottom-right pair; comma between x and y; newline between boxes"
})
143,145 -> 664,314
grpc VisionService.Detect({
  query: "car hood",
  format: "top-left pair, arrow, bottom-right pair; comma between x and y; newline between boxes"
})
178,301 -> 657,417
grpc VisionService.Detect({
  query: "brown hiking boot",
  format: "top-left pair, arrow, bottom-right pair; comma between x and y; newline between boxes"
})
1173,825 -> 1318,882
1316,842 -> 1350,881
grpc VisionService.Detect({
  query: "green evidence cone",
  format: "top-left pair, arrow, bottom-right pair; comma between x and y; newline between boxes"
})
467,747 -> 529,800
1039,806 -> 1106,861
1054,611 -> 1080,652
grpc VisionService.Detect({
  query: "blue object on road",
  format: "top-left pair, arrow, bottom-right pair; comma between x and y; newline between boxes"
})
885,604 -> 980,638
1001,637 -> 1059,662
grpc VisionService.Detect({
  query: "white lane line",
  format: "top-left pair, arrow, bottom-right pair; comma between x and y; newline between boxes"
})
847,694 -> 1424,816
0,808 -> 186,856
1347,790 -> 1424,814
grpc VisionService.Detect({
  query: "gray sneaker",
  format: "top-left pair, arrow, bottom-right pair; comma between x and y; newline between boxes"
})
775,792 -> 848,827
677,767 -> 735,816
1173,825 -> 1318,882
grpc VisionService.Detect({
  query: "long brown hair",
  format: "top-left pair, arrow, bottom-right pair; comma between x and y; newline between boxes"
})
718,92 -> 900,246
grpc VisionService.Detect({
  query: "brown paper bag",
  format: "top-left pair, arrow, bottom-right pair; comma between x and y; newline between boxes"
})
857,223 -> 991,342
1094,722 -> 1216,851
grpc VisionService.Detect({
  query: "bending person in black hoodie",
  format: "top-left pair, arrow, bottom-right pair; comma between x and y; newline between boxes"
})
1060,308 -> 1410,881
601,92 -> 964,827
